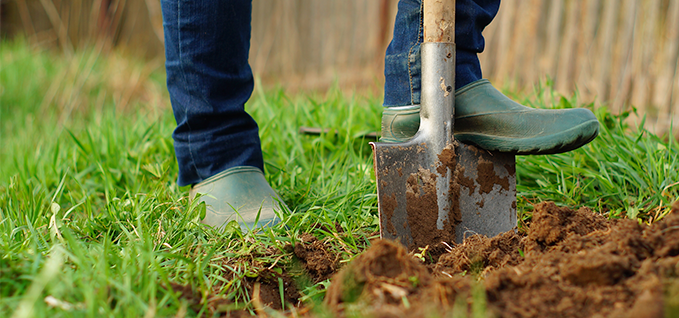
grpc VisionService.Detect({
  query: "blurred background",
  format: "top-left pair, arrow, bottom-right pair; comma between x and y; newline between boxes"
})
2,0 -> 679,134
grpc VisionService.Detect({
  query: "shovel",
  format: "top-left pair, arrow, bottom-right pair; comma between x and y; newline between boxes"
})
370,0 -> 516,249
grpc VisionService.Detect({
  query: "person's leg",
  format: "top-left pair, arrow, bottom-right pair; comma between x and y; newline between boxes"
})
162,0 -> 261,186
381,0 -> 599,155
162,0 -> 284,230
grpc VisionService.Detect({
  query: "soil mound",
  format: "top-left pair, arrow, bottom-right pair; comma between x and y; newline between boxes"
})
324,239 -> 470,317
325,202 -> 679,318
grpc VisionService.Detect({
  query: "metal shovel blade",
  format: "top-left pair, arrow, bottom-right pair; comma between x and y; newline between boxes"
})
372,140 -> 517,248
371,0 -> 516,249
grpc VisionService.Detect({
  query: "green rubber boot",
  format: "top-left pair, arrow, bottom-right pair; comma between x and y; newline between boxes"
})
380,79 -> 600,155
189,166 -> 287,231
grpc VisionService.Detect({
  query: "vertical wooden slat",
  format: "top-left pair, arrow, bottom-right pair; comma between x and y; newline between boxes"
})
521,0 -> 544,89
671,14 -> 679,131
509,0 -> 540,88
144,0 -> 163,45
574,0 -> 600,99
630,0 -> 660,119
655,0 -> 679,133
14,0 -> 679,122
555,0 -> 580,94
611,0 -> 638,113
541,0 -> 563,78
493,0 -> 517,84
593,0 -> 617,102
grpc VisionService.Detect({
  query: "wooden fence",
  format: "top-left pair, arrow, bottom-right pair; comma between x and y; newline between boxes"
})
3,0 -> 679,133
249,0 -> 395,91
5,0 -> 165,58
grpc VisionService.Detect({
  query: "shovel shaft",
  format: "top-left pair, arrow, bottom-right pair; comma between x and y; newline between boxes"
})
424,0 -> 455,43
420,43 -> 454,142
421,0 -> 456,136
420,42 -> 455,230
420,0 -> 455,148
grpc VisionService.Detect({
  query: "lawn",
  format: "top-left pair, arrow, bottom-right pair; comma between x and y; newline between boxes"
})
1,40 -> 677,317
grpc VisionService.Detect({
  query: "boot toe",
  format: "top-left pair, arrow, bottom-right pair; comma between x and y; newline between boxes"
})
189,166 -> 287,231
456,111 -> 599,154
454,80 -> 600,154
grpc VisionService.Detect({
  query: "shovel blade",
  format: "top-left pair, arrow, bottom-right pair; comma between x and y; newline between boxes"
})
371,138 -> 516,248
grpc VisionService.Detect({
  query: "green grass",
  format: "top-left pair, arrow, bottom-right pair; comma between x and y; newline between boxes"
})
1,40 -> 677,317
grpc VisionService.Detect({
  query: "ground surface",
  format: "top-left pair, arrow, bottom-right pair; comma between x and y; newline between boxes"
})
206,201 -> 679,317
3,41 -> 679,317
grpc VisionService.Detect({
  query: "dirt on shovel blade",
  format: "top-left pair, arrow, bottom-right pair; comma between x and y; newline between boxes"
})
324,201 -> 679,318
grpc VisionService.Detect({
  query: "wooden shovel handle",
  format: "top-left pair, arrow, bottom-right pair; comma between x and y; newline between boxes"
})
423,0 -> 455,43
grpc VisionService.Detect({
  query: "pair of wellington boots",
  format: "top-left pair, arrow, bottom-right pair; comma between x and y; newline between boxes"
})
193,79 -> 599,231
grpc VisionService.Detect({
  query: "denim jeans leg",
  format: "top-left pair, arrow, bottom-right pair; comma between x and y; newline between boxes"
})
162,0 -> 263,187
383,0 -> 500,107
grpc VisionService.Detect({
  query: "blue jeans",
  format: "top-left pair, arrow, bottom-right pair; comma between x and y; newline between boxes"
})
162,0 -> 499,186
162,0 -> 263,187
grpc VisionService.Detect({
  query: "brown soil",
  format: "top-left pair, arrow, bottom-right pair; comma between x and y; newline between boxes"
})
182,201 -> 679,317
324,202 -> 679,318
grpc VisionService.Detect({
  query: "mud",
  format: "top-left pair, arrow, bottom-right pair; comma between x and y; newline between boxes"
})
436,145 -> 456,176
172,268 -> 299,317
325,202 -> 679,318
477,160 -> 510,194
246,268 -> 300,310
381,193 -> 398,236
405,168 -> 456,249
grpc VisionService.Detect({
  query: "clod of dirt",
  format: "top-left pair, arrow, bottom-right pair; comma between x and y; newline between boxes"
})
294,234 -> 339,282
477,160 -> 510,194
179,201 -> 678,317
525,202 -> 610,251
435,230 -> 523,275
324,239 -> 429,309
481,202 -> 676,318
170,267 -> 300,316
405,168 -> 456,249
324,239 -> 476,318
